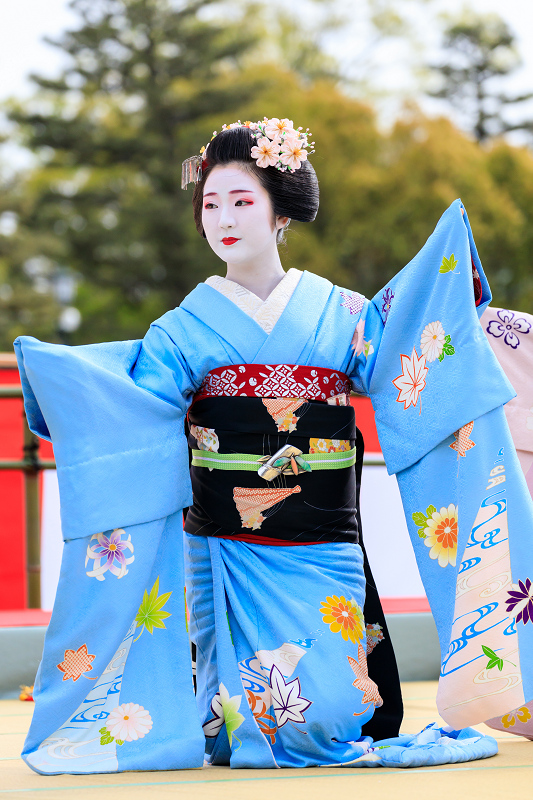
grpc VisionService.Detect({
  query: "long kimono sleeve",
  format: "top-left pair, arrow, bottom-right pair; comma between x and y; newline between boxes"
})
354,199 -> 533,731
14,324 -> 206,775
15,324 -> 195,540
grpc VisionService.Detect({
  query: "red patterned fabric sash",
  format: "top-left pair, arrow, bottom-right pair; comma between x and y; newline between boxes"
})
194,364 -> 352,404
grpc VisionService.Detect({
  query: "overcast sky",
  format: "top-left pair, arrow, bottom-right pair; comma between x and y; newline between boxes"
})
1,0 -> 533,156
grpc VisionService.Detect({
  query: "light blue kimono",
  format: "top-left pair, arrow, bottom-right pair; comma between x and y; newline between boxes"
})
15,199 -> 525,774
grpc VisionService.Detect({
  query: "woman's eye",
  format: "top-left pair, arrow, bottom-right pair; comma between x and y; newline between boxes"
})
235,199 -> 252,206
204,202 -> 217,209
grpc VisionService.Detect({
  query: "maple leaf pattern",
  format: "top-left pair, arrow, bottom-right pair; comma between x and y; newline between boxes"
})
392,348 -> 428,409
269,665 -> 312,728
340,291 -> 365,316
347,643 -> 383,713
450,421 -> 475,458
134,576 -> 172,641
439,253 -> 459,273
56,643 -> 96,682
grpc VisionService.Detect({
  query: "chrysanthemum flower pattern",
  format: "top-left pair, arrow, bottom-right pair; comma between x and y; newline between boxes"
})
420,321 -> 446,363
320,595 -> 364,644
85,529 -> 134,581
506,578 -> 533,625
423,504 -> 458,568
104,703 -> 153,742
486,309 -> 531,349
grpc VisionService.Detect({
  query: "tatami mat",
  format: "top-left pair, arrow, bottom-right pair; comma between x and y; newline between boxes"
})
0,682 -> 531,799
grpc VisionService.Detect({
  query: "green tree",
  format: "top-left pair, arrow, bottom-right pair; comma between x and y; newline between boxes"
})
4,0 -> 533,352
5,0 -> 261,343
428,9 -> 533,142
0,174 -> 63,350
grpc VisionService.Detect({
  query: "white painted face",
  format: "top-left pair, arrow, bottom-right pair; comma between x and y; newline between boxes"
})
201,164 -> 286,265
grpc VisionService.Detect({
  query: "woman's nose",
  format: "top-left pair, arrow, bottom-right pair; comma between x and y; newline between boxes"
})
218,206 -> 236,229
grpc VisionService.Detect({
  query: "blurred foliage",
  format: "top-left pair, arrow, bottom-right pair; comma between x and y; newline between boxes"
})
1,0 -> 533,350
428,9 -> 533,141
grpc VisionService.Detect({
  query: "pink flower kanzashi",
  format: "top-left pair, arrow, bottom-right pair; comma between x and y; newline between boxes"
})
265,117 -> 295,142
85,528 -> 134,581
280,137 -> 308,171
105,703 -> 153,742
392,348 -> 428,409
250,136 -> 280,168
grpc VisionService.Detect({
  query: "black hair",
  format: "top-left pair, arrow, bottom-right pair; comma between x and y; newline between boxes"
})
192,126 -> 319,242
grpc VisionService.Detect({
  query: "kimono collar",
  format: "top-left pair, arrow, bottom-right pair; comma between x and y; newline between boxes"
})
205,268 -> 302,334
180,270 -> 334,364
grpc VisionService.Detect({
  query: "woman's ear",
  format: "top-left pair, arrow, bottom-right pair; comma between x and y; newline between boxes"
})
276,216 -> 290,230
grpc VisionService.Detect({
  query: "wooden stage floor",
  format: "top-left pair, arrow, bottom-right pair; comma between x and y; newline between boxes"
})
0,682 -> 531,799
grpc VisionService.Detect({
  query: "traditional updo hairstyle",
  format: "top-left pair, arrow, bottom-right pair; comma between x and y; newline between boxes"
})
192,126 -> 319,243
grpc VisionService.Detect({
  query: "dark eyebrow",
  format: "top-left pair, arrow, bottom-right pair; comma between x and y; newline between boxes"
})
203,189 -> 256,197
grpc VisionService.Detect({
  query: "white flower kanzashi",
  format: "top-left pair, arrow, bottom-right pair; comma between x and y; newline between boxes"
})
420,321 -> 446,363
203,118 -> 315,174
280,137 -> 309,171
265,117 -> 295,142
250,136 -> 280,168
105,703 -> 153,742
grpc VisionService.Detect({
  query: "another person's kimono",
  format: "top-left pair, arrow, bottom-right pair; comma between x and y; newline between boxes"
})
480,304 -> 533,738
14,200 -> 533,774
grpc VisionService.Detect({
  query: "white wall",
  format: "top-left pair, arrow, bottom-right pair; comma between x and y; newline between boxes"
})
360,465 -> 426,598
40,470 -> 63,610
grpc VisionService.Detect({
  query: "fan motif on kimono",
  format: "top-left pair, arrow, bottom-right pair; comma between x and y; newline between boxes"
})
233,486 -> 301,529
262,398 -> 306,432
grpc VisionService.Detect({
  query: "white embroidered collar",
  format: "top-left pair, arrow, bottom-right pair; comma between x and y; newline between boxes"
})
205,268 -> 302,334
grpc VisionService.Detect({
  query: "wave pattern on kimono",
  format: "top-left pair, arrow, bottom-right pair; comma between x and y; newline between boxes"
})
13,199 -> 521,773
480,305 -> 533,739
352,201 -> 533,733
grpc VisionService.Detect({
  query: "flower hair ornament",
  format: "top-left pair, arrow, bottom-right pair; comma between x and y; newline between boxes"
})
181,117 -> 315,189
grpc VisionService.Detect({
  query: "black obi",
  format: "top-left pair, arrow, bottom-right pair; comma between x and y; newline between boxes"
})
184,396 -> 359,544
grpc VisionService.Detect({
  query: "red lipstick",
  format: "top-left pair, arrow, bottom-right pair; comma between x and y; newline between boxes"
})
222,237 -> 240,245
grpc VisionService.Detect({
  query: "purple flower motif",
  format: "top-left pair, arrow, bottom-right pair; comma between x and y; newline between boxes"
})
486,309 -> 531,349
381,287 -> 394,323
506,578 -> 533,625
340,291 -> 364,316
85,528 -> 134,581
